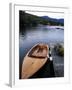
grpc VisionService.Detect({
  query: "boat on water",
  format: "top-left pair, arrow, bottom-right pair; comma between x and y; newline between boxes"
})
21,43 -> 49,79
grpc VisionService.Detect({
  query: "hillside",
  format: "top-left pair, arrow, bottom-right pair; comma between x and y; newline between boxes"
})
19,11 -> 64,31
41,16 -> 64,24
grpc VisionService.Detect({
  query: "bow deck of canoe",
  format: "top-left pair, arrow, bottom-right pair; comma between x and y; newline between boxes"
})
21,43 -> 55,79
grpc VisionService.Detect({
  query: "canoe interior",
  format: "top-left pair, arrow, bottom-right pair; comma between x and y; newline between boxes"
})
28,44 -> 48,58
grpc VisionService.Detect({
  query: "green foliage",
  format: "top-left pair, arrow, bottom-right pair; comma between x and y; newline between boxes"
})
19,10 -> 64,31
58,47 -> 64,56
54,44 -> 64,56
40,20 -> 48,25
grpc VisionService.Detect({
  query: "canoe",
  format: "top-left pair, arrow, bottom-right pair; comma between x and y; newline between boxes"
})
21,43 -> 49,79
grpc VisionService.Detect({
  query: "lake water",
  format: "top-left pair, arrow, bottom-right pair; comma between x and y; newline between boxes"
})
19,25 -> 64,78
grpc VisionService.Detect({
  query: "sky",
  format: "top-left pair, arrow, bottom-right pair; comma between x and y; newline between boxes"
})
26,11 -> 64,19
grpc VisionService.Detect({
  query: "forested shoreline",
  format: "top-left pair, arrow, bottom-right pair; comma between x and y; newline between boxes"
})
19,10 -> 64,32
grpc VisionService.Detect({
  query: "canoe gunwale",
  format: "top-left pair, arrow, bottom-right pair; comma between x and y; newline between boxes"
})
28,43 -> 49,58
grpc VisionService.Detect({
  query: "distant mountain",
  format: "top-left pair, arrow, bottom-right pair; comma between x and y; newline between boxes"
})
58,19 -> 64,24
41,16 -> 64,24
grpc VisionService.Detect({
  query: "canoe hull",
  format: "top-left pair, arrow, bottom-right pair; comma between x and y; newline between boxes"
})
21,44 -> 49,79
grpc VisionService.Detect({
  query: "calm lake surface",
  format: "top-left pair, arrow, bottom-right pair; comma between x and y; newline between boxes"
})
19,25 -> 64,78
